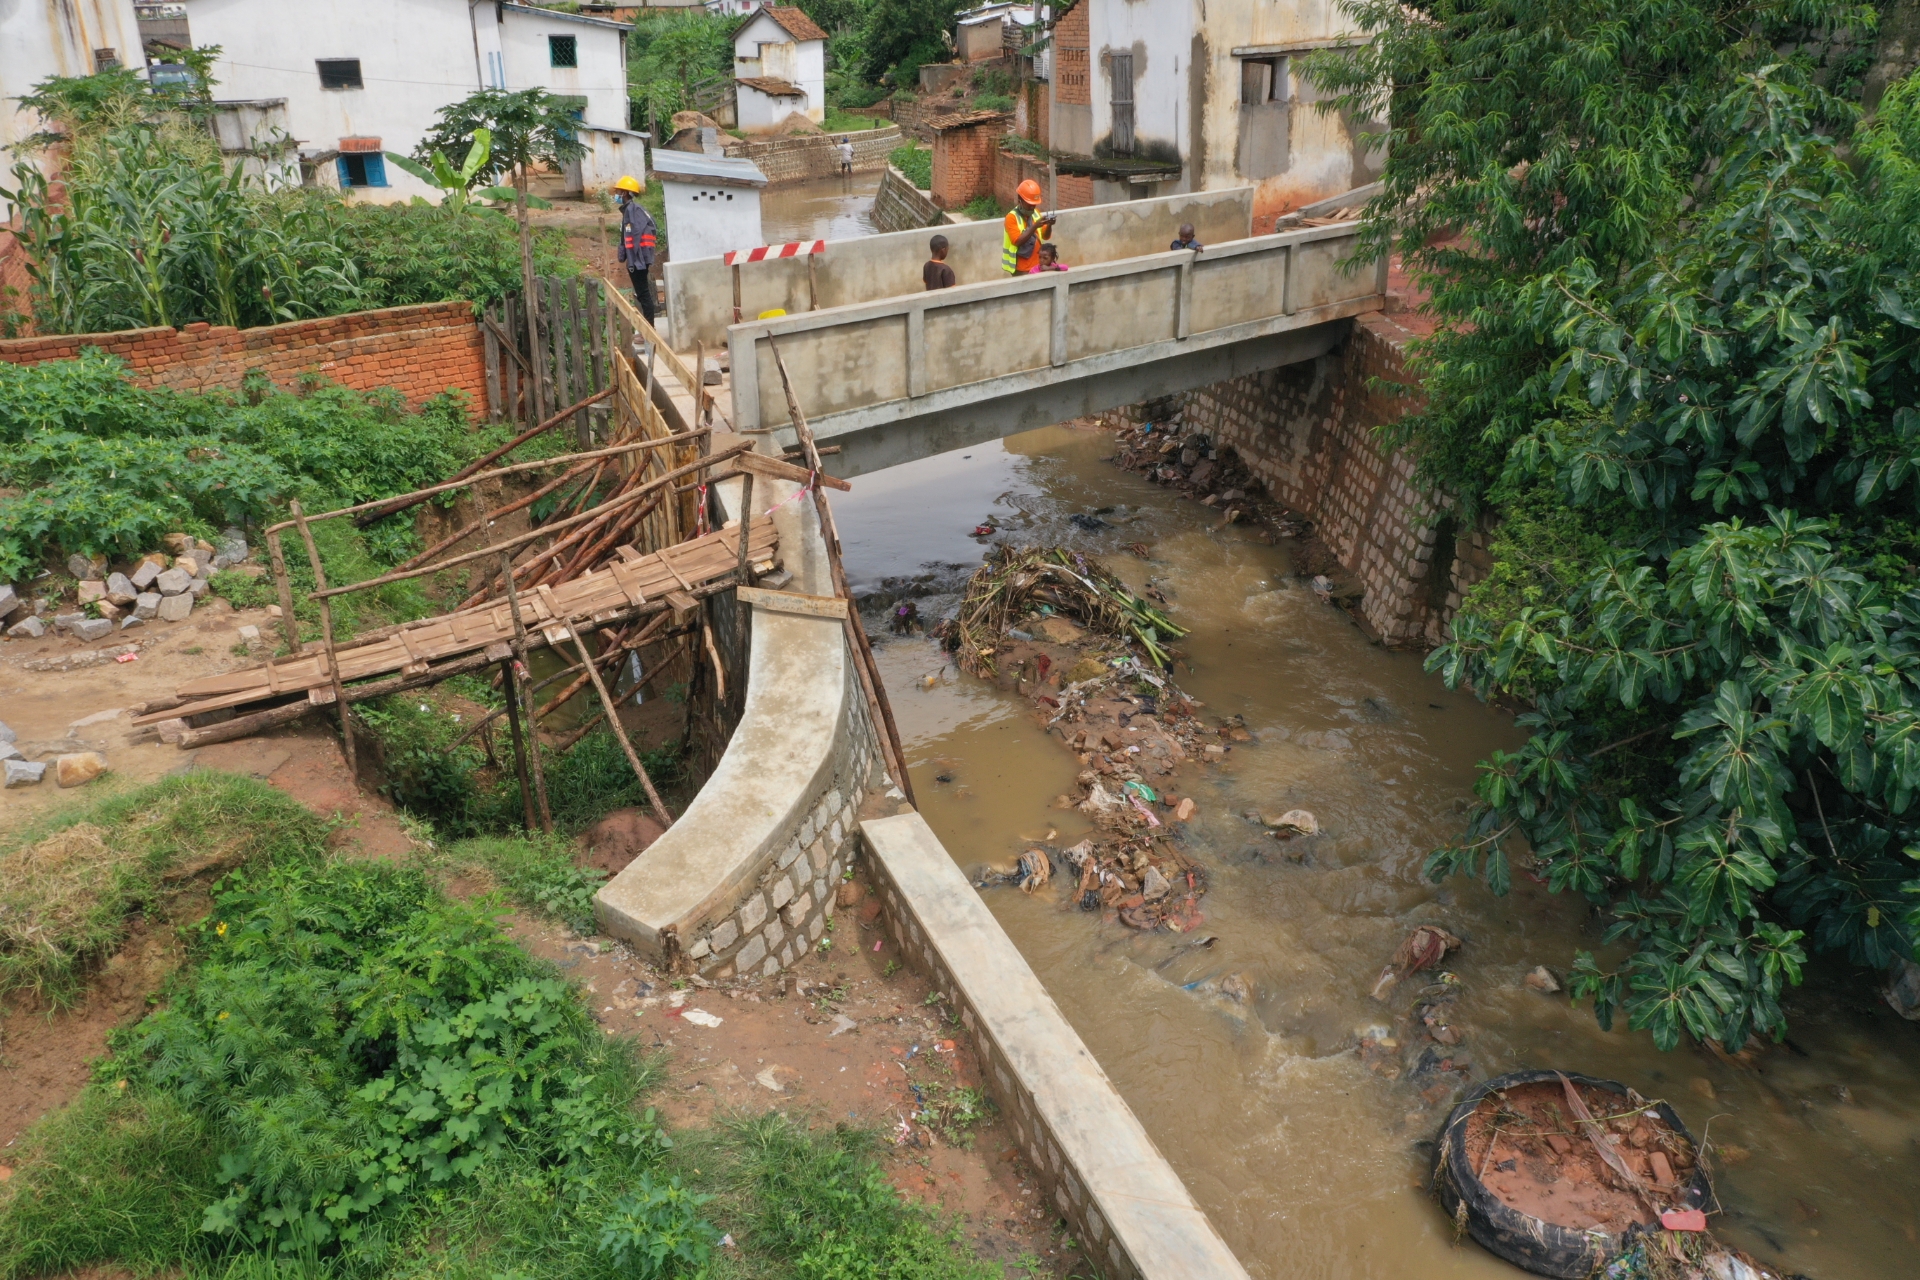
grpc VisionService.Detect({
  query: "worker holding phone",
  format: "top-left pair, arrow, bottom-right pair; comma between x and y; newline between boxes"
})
1002,178 -> 1055,275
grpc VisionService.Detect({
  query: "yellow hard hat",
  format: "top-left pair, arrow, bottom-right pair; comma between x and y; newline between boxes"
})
615,175 -> 643,193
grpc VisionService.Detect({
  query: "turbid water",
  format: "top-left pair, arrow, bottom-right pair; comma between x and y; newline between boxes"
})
757,170 -> 882,245
834,422 -> 1920,1279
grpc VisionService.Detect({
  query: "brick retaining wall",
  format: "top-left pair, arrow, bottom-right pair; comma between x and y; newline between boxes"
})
722,126 -> 902,184
870,164 -> 951,234
0,301 -> 490,415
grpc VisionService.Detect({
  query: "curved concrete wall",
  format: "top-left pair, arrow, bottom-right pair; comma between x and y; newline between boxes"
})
594,469 -> 889,977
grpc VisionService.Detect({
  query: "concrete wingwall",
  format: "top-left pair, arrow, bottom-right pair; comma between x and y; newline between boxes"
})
869,164 -> 951,235
1099,313 -> 1482,646
666,186 -> 1254,349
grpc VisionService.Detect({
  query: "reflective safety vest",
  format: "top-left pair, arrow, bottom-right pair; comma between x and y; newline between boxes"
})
1002,206 -> 1046,274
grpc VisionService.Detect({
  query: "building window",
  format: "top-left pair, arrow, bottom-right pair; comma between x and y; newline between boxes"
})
1240,56 -> 1290,105
317,58 -> 363,89
1108,51 -> 1134,156
337,153 -> 388,188
549,35 -> 578,68
94,48 -> 120,71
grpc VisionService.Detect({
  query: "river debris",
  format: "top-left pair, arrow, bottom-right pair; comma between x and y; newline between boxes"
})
1371,924 -> 1464,1000
1107,418 -> 1310,536
948,545 -> 1186,674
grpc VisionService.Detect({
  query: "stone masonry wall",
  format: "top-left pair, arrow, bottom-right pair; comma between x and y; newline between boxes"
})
683,634 -> 889,979
1101,314 -> 1479,646
871,164 -> 951,234
0,301 -> 489,417
722,126 -> 903,184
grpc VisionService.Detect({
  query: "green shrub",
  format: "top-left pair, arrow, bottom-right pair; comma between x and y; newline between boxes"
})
972,92 -> 1014,113
718,1112 -> 998,1280
332,198 -> 580,311
888,144 -> 931,191
450,834 -> 607,934
541,728 -> 685,834
959,195 -> 1000,222
0,351 -> 495,583
596,1173 -> 719,1278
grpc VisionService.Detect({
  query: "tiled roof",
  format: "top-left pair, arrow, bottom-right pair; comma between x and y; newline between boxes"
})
763,5 -> 828,41
738,76 -> 805,96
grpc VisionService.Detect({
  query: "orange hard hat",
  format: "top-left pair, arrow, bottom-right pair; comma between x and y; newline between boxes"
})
1016,178 -> 1042,204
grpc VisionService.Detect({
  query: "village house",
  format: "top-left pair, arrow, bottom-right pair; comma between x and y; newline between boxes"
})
954,2 -> 1033,63
948,0 -> 1385,224
730,5 -> 827,133
172,0 -> 645,200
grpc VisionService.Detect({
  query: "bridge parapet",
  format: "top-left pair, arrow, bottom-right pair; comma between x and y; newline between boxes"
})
727,220 -> 1385,468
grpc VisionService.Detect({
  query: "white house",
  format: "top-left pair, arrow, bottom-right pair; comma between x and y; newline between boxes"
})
955,3 -> 1034,63
650,149 -> 765,264
175,0 -> 640,201
731,6 -> 826,133
0,1 -> 144,178
1044,0 -> 1386,224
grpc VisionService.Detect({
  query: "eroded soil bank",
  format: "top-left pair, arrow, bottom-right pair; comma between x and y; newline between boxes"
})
837,422 -> 1920,1280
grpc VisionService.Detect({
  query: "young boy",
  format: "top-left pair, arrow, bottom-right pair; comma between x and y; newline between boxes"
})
923,234 -> 956,290
1170,223 -> 1204,252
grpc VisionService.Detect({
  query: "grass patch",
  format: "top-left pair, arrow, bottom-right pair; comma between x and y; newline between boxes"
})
821,108 -> 882,133
449,833 -> 607,935
0,855 -> 1007,1280
0,773 -> 328,1005
888,144 -> 931,191
959,195 -> 1001,222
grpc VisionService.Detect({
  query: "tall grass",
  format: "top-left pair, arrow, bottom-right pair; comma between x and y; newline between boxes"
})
0,772 -> 328,1005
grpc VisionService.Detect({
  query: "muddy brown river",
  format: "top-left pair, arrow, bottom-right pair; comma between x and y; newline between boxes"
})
834,422 -> 1920,1279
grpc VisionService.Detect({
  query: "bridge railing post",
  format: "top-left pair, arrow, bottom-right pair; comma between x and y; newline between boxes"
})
908,305 -> 929,396
1050,279 -> 1069,367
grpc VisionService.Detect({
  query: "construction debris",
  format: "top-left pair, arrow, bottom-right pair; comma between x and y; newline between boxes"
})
948,545 -> 1186,675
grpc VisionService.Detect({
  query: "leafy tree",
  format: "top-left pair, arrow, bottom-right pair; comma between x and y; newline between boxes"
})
860,0 -> 958,87
626,11 -> 735,137
417,89 -> 585,420
1311,2 -> 1920,1050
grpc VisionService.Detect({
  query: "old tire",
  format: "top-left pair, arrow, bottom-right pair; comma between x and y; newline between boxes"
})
1431,1069 -> 1715,1279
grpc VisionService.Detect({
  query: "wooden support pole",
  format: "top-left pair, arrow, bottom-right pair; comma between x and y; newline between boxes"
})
310,442 -> 753,601
731,261 -> 743,323
767,342 -> 916,807
289,499 -> 355,779
500,553 -> 552,832
352,387 -> 616,526
175,647 -> 498,748
501,656 -> 537,832
735,471 -> 755,582
265,528 -> 300,655
568,619 -> 674,827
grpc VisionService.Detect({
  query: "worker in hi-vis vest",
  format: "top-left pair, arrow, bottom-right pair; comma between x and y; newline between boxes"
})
1003,178 -> 1055,274
613,175 -> 659,325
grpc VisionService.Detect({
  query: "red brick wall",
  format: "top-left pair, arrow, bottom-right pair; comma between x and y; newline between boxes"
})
991,148 -> 1048,211
932,121 -> 1003,209
1055,173 -> 1094,209
0,301 -> 489,416
1055,2 -> 1090,108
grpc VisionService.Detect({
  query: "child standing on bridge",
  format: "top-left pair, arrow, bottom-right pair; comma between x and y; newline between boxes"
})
923,234 -> 956,290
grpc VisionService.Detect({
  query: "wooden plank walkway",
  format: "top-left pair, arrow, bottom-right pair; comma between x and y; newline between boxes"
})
139,517 -> 777,726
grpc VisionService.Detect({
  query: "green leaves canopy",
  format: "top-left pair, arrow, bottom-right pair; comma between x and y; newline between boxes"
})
1312,1 -> 1920,1050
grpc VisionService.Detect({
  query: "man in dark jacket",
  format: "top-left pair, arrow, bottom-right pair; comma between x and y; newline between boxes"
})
614,175 -> 658,325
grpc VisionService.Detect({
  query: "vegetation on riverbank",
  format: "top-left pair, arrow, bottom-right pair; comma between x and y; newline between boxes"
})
1312,0 -> 1920,1046
0,68 -> 576,338
0,776 -> 1011,1280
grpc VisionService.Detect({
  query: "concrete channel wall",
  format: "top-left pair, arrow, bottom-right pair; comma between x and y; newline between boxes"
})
726,220 -> 1384,446
666,186 -> 1254,348
869,163 -> 950,234
862,812 -> 1254,1280
594,472 -> 889,978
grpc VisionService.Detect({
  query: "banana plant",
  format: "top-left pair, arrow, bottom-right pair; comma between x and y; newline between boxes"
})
382,128 -> 548,215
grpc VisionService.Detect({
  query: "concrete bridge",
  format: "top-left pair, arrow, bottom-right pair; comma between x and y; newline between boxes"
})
662,186 -> 1384,478
728,220 -> 1381,475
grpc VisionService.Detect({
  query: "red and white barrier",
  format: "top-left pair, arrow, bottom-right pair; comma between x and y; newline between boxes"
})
724,240 -> 826,265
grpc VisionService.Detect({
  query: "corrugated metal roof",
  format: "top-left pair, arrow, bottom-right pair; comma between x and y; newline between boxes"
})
650,149 -> 769,186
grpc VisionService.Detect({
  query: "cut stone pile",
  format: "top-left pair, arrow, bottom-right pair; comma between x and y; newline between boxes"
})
0,717 -> 108,790
2,528 -> 251,641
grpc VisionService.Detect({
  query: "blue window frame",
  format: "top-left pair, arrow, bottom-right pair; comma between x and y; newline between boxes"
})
337,153 -> 388,188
